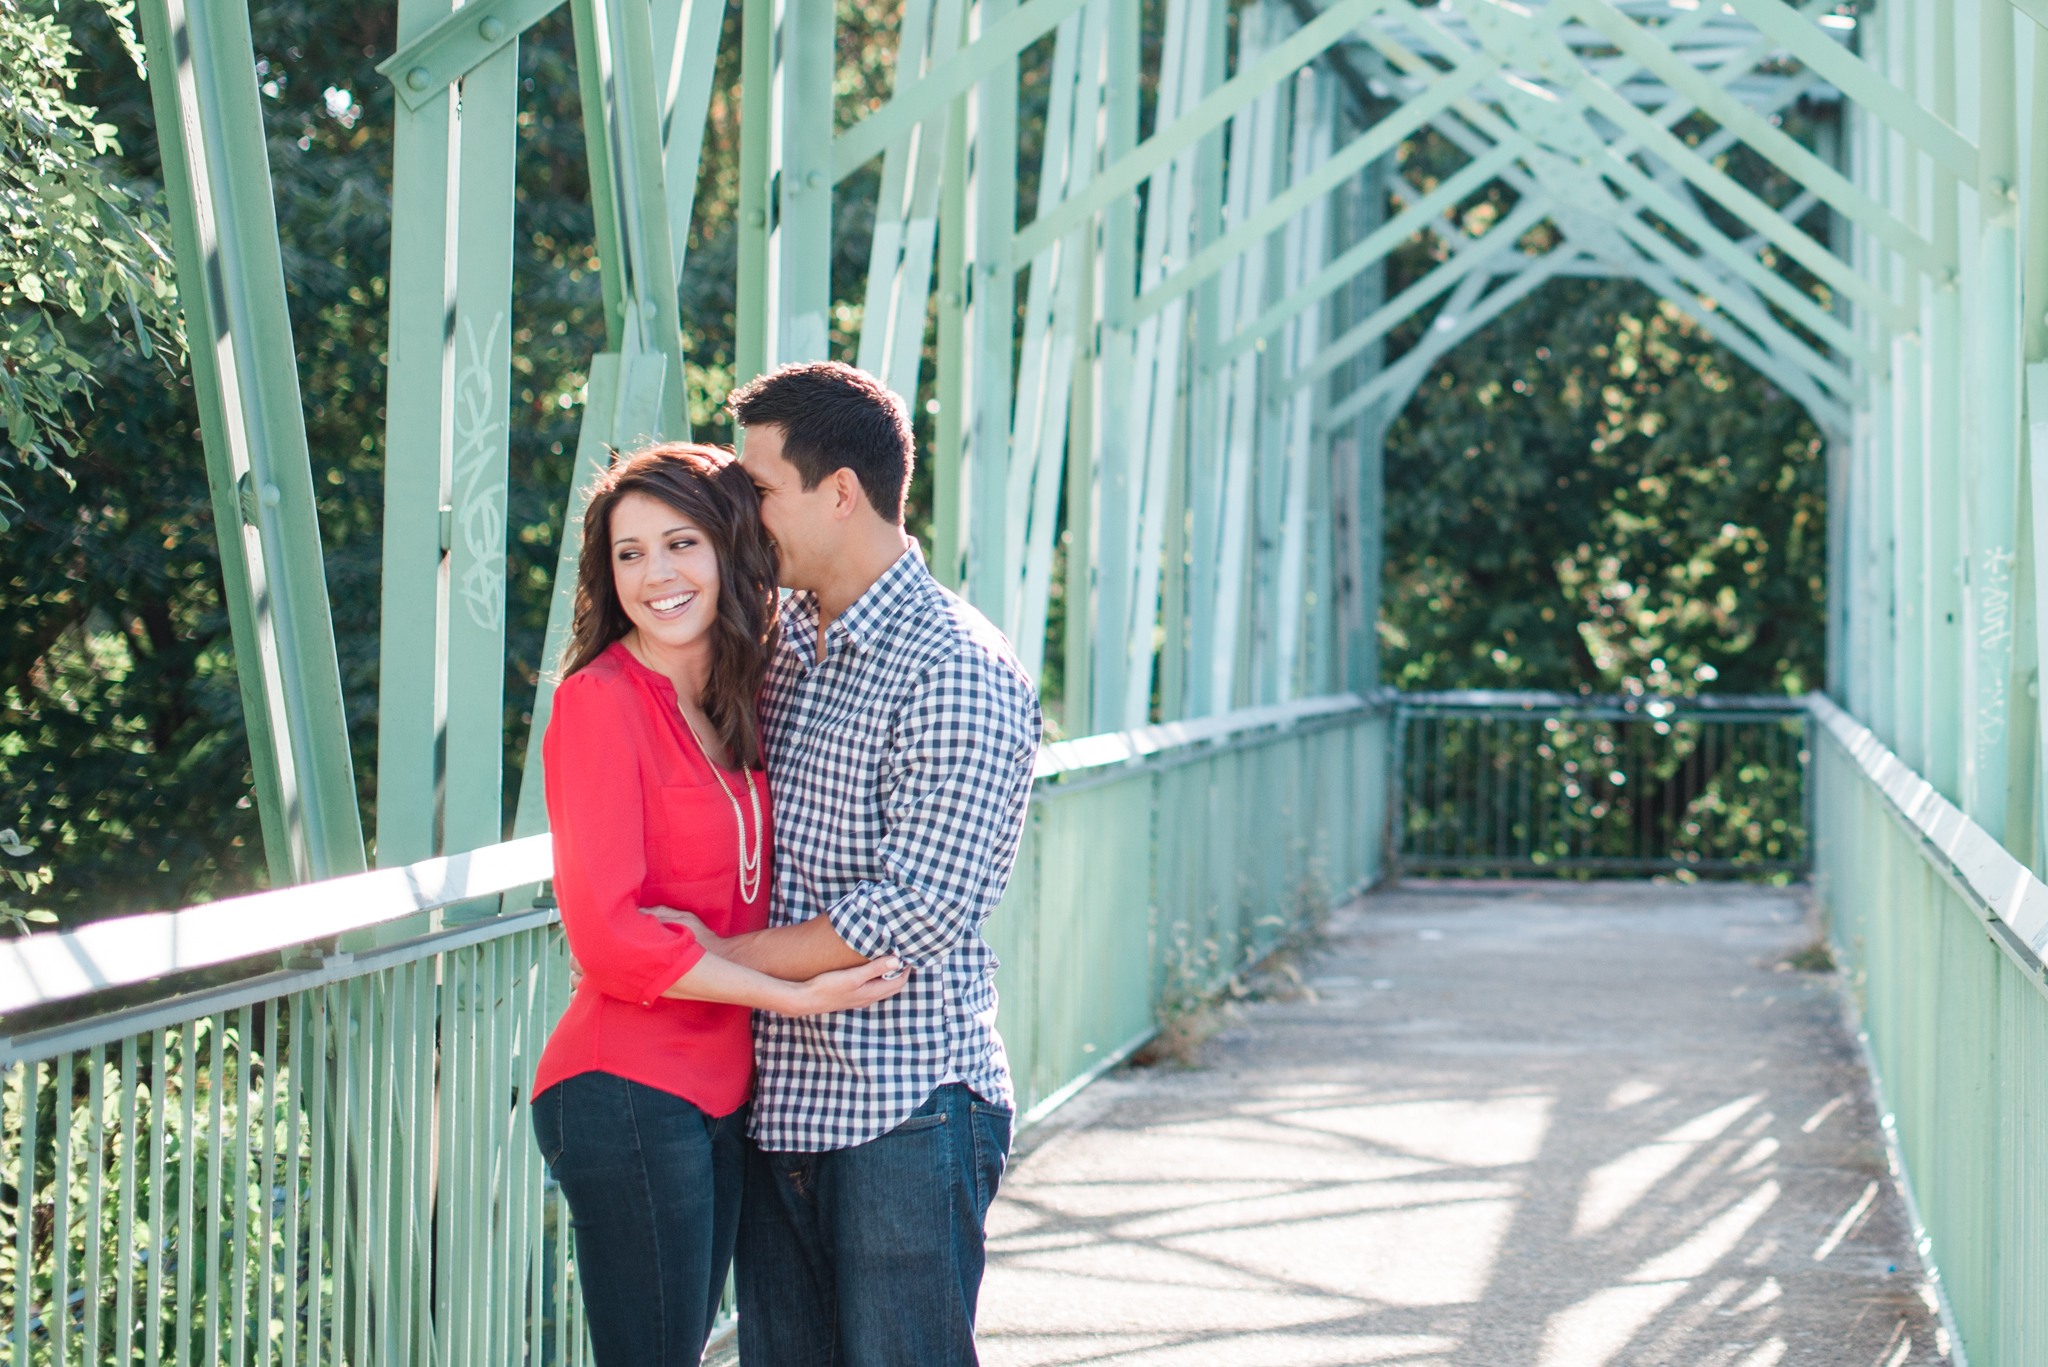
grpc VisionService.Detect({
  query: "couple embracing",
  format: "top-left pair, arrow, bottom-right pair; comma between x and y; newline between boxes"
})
527,362 -> 1040,1365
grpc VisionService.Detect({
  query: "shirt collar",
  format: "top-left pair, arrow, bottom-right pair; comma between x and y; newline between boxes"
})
818,541 -> 929,656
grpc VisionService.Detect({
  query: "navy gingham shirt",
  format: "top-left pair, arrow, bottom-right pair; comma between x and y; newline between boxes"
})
749,545 -> 1041,1152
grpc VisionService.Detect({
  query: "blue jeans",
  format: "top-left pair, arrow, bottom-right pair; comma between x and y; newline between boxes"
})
531,1073 -> 747,1366
736,1083 -> 1013,1366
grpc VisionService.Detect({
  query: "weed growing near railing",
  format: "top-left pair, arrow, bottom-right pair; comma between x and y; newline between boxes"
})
1139,871 -> 1334,1068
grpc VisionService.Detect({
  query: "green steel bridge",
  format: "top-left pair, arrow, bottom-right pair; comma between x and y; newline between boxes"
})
3,0 -> 2048,1359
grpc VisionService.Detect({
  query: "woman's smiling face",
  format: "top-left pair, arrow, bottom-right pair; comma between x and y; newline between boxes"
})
610,491 -> 722,658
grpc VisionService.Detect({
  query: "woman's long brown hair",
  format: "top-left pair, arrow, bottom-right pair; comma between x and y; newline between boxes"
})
560,443 -> 781,770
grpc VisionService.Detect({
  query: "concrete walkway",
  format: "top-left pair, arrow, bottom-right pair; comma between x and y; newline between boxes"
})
978,882 -> 1946,1367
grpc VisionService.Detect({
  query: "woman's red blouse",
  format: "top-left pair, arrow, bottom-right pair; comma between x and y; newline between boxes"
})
531,641 -> 772,1118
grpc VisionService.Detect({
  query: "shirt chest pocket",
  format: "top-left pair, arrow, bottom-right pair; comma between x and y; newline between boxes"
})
651,784 -> 746,912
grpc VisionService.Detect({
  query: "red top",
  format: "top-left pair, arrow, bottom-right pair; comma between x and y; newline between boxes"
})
532,641 -> 772,1117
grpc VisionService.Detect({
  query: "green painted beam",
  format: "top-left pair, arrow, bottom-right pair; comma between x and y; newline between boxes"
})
1962,0 -> 2022,841
572,0 -> 628,350
1205,143 -> 1518,369
1358,1 -> 1882,365
1320,251 -> 1566,430
660,0 -> 729,278
1559,61 -> 1913,333
441,37 -> 522,876
1491,128 -> 1863,401
966,0 -> 1020,614
1289,196 -> 1550,397
1130,51 -> 1500,327
611,0 -> 690,436
774,0 -> 836,364
1716,0 -> 1976,184
136,0 -> 367,885
933,85 -> 969,588
1368,8 -> 1902,336
733,0 -> 772,385
1567,0 -> 1942,280
375,0 -> 457,871
377,0 -> 568,110
832,0 -> 1090,184
1012,0 -> 1394,266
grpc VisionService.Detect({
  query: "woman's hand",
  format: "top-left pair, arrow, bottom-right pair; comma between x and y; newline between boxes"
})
644,904 -> 721,950
779,958 -> 911,1016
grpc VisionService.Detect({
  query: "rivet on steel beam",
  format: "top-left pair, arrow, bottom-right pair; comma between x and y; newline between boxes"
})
479,15 -> 506,40
746,208 -> 766,226
806,169 -> 825,189
406,67 -> 432,91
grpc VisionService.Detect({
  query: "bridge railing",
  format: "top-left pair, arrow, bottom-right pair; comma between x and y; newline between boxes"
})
1393,690 -> 1810,877
0,692 -> 1392,1364
1809,693 -> 2048,1366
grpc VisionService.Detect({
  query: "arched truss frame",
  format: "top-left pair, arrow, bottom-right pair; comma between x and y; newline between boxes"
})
132,0 -> 2048,881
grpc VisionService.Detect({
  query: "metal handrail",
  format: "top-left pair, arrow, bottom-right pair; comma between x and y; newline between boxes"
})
1399,689 -> 1807,719
1392,690 -> 1811,875
1808,691 -> 2048,981
2,693 -> 1398,1026
0,837 -> 554,1019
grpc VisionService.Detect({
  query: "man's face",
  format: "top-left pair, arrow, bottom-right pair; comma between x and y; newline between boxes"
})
739,423 -> 837,591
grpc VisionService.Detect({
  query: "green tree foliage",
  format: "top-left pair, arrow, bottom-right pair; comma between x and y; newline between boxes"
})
0,0 -> 182,523
1377,119 -> 1830,701
1380,278 -> 1828,698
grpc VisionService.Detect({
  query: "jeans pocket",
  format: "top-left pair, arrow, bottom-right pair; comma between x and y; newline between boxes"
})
889,1109 -> 950,1134
968,1103 -> 1012,1218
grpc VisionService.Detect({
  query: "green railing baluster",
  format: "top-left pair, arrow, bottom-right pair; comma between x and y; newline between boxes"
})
303,997 -> 328,1367
147,1033 -> 167,1367
282,996 -> 304,1367
117,1038 -> 139,1367
229,1009 -> 249,1367
255,1009 -> 277,1367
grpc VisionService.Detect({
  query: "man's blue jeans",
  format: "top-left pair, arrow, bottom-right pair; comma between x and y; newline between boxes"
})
736,1083 -> 1013,1366
531,1072 -> 747,1366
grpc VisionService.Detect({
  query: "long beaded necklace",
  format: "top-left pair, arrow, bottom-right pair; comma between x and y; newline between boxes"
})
680,708 -> 764,905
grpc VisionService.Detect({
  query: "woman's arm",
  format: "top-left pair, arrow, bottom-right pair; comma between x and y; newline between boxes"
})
544,679 -> 709,1004
647,907 -> 872,981
660,950 -> 908,1014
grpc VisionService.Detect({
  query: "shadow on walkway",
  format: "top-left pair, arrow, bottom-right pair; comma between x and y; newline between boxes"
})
979,881 -> 1944,1367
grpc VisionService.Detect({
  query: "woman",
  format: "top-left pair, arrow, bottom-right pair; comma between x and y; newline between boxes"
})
529,443 -> 905,1365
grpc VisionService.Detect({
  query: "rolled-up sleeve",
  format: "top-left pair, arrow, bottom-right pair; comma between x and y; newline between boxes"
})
544,675 -> 705,1004
825,647 -> 1040,968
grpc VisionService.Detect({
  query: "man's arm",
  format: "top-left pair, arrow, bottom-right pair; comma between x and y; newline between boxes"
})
821,645 -> 1038,968
653,910 -> 870,980
650,644 -> 1037,977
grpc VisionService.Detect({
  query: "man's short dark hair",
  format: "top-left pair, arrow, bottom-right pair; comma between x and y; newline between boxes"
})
727,362 -> 914,523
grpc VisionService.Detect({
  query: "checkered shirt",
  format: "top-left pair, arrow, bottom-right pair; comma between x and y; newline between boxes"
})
748,545 -> 1041,1152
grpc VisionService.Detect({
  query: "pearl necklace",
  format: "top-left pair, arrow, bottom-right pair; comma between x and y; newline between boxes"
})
681,710 -> 764,905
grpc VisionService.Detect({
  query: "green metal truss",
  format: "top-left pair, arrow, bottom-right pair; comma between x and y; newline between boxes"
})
129,0 -> 2048,897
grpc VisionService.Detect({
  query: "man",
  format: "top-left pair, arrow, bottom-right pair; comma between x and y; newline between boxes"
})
683,361 -> 1040,1365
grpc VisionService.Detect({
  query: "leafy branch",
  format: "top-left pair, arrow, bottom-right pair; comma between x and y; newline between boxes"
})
0,825 -> 56,933
0,0 -> 184,528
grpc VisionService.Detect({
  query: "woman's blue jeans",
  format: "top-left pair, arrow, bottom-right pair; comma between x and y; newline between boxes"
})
531,1072 -> 746,1366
